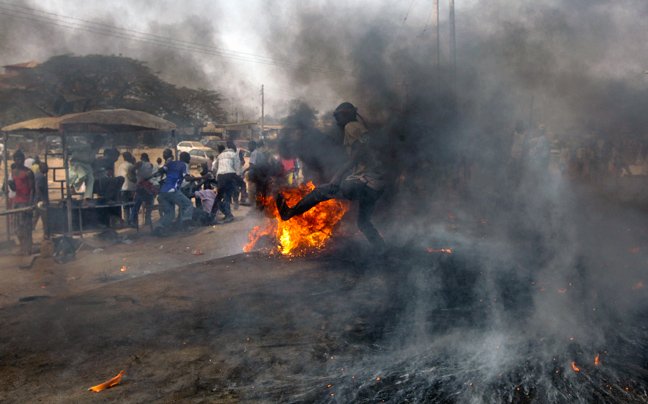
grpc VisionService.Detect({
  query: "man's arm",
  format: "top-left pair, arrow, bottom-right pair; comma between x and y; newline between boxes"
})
129,162 -> 141,183
182,164 -> 207,182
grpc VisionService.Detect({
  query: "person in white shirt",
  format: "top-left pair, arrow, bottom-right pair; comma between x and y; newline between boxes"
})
117,152 -> 137,219
210,140 -> 240,223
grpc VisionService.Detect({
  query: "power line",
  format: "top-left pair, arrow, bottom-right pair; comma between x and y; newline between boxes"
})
396,0 -> 416,39
0,1 -> 354,76
265,87 -> 343,101
0,0 -> 321,68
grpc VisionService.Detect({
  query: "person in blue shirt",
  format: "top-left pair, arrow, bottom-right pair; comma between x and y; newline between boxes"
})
154,149 -> 206,237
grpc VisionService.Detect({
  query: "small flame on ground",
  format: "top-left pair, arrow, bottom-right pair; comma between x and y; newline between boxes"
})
121,266 -> 126,272
88,370 -> 125,392
572,362 -> 580,372
426,248 -> 452,254
595,353 -> 601,366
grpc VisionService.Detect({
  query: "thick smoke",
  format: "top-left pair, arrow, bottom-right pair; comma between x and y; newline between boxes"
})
265,0 -> 648,402
3,0 -> 648,400
0,0 -> 234,94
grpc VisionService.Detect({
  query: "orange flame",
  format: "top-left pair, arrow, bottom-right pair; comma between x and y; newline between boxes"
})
595,353 -> 601,366
120,266 -> 126,272
572,362 -> 580,372
88,370 -> 125,392
426,248 -> 452,254
243,182 -> 350,256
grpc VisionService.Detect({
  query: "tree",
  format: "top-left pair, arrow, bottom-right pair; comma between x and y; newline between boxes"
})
0,54 -> 227,128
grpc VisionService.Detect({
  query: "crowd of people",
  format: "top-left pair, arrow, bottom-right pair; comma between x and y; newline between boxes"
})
2,135 -> 304,252
506,121 -> 648,187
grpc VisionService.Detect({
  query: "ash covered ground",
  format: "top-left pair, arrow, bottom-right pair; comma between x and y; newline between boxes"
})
1,186 -> 648,404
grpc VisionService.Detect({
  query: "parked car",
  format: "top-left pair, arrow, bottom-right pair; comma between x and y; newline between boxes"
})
45,135 -> 62,152
200,136 -> 223,146
204,139 -> 227,151
177,141 -> 205,153
188,147 -> 217,167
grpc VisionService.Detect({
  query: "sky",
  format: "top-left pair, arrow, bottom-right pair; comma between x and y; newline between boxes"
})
0,0 -> 472,120
1,0 -> 648,128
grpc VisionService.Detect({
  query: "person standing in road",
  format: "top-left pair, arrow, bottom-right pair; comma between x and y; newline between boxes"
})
10,150 -> 35,255
211,140 -> 240,223
118,151 -> 137,219
154,150 -> 206,236
32,162 -> 49,236
276,102 -> 387,254
128,153 -> 157,227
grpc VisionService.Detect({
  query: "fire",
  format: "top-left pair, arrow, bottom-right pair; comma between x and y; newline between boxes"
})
243,182 -> 350,256
121,266 -> 126,272
88,370 -> 125,392
572,362 -> 580,372
426,248 -> 452,254
595,353 -> 601,366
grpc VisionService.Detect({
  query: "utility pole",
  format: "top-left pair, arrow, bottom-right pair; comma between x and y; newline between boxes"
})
261,84 -> 265,139
449,0 -> 458,116
449,0 -> 457,96
434,0 -> 440,91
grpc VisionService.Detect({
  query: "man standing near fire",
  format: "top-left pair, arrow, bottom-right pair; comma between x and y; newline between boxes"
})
276,102 -> 387,254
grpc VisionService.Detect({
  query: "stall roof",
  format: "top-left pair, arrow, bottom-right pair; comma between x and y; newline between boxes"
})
1,113 -> 83,132
2,109 -> 177,132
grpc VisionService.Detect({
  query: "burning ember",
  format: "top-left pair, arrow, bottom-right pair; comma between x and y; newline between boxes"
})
244,182 -> 350,256
426,248 -> 452,254
88,370 -> 125,392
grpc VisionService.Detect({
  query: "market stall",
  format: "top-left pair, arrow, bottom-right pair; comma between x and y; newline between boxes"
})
1,109 -> 177,237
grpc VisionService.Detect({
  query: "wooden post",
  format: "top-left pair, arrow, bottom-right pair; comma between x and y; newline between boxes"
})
61,125 -> 73,236
3,131 -> 9,241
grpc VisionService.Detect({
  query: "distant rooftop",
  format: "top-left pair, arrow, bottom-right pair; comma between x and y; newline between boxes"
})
3,61 -> 39,69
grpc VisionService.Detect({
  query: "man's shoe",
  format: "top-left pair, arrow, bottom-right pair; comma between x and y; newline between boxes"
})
221,215 -> 235,224
276,194 -> 292,221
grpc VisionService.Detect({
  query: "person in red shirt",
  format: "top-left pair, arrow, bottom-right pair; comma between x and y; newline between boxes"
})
9,150 -> 34,255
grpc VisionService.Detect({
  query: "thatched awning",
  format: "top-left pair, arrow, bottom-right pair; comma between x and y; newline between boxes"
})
1,113 -> 83,132
2,109 -> 177,133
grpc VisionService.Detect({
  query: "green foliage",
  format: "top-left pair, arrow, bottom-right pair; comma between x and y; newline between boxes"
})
0,54 -> 227,128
